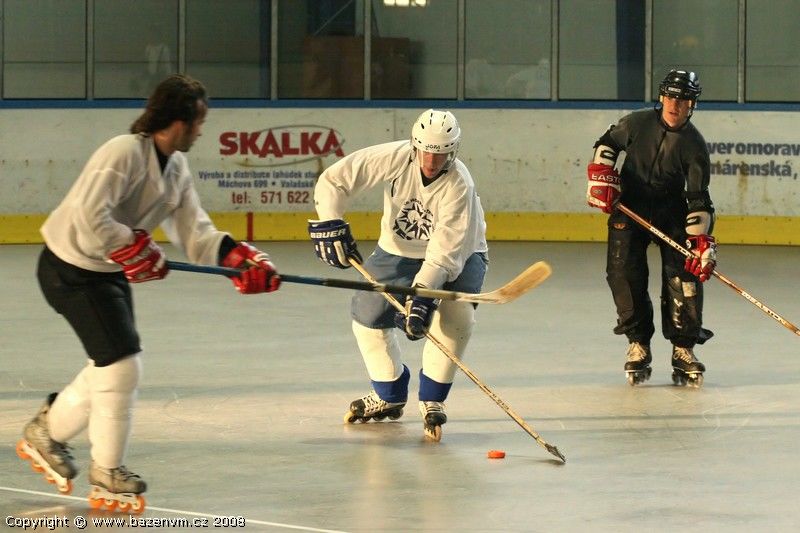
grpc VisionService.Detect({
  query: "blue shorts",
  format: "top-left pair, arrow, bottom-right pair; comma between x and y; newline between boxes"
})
352,246 -> 488,328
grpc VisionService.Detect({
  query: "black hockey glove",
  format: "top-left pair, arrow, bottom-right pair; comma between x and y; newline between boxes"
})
394,295 -> 439,341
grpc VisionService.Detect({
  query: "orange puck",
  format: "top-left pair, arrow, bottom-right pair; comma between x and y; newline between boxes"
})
487,450 -> 506,459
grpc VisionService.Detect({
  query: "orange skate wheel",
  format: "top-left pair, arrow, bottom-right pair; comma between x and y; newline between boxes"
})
15,440 -> 31,459
131,495 -> 146,514
30,462 -> 45,473
88,497 -> 104,510
103,499 -> 118,512
487,450 -> 506,459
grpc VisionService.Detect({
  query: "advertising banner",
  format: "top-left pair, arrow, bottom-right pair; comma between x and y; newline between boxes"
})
0,107 -> 797,217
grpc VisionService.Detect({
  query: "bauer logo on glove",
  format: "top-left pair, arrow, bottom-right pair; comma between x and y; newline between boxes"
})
308,219 -> 363,268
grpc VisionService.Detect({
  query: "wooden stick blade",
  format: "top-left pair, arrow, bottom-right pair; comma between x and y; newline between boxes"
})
460,261 -> 552,304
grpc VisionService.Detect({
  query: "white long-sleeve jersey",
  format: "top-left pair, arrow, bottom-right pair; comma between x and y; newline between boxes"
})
41,133 -> 227,272
314,140 -> 488,290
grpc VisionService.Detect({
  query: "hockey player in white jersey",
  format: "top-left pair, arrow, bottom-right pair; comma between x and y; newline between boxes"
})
16,74 -> 281,513
309,109 -> 488,441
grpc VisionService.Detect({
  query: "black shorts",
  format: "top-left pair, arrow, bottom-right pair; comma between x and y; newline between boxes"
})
37,247 -> 141,366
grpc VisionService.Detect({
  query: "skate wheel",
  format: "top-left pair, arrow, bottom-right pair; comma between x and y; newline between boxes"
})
57,480 -> 73,495
118,501 -> 131,513
343,411 -> 357,424
89,497 -> 104,510
688,374 -> 704,388
424,425 -> 442,442
388,409 -> 404,421
15,440 -> 31,460
103,499 -> 118,512
131,495 -> 146,514
373,414 -> 387,421
30,462 -> 45,473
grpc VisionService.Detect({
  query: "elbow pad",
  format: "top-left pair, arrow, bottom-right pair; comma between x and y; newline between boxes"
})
686,211 -> 715,236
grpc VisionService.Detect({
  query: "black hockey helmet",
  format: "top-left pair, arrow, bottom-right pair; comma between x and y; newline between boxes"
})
658,70 -> 701,101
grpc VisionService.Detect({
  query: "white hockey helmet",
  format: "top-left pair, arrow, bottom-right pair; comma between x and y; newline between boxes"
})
410,109 -> 461,172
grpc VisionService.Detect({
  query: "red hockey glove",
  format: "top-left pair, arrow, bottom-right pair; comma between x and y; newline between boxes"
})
108,229 -> 168,283
685,234 -> 717,282
586,163 -> 621,214
221,242 -> 281,294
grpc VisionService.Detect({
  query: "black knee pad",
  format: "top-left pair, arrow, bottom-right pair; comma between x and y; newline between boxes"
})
661,275 -> 702,342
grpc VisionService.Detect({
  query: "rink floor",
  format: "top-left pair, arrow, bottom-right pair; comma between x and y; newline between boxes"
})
1,241 -> 799,532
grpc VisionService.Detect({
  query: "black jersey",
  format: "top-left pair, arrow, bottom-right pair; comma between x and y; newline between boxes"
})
596,108 -> 713,218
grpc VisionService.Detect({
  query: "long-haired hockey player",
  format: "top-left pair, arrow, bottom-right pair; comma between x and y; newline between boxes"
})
17,74 -> 280,512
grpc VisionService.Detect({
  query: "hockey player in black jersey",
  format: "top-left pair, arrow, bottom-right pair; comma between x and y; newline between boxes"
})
586,69 -> 717,387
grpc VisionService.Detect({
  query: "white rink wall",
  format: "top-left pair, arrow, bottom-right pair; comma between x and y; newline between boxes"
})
0,107 -> 798,217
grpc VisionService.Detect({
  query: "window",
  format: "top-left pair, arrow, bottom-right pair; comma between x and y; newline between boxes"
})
3,0 -> 86,98
93,0 -> 179,98
465,0 -> 551,99
278,0 -> 362,98
559,0 -> 640,100
746,0 -> 800,102
186,0 -> 270,98
371,0 -> 457,99
652,0 -> 738,102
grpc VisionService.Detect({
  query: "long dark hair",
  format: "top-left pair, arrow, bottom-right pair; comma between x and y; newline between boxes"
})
130,74 -> 208,134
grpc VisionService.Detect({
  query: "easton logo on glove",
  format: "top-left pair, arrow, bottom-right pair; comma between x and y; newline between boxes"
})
591,175 -> 617,184
586,163 -> 621,214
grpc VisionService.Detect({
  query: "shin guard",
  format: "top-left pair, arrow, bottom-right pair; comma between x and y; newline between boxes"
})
88,353 -> 142,468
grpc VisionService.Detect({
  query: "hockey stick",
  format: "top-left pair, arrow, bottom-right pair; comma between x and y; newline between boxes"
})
617,203 -> 800,337
349,259 -> 566,463
165,260 -> 551,306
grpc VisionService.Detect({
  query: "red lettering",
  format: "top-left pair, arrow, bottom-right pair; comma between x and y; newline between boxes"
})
258,130 -> 282,158
281,132 -> 299,156
219,128 -> 346,158
219,132 -> 238,155
321,129 -> 345,157
239,132 -> 262,156
301,132 -> 322,154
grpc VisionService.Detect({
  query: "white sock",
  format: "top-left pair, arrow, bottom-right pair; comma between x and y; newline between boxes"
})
88,354 -> 142,468
351,321 -> 404,382
422,301 -> 474,383
49,360 -> 92,443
